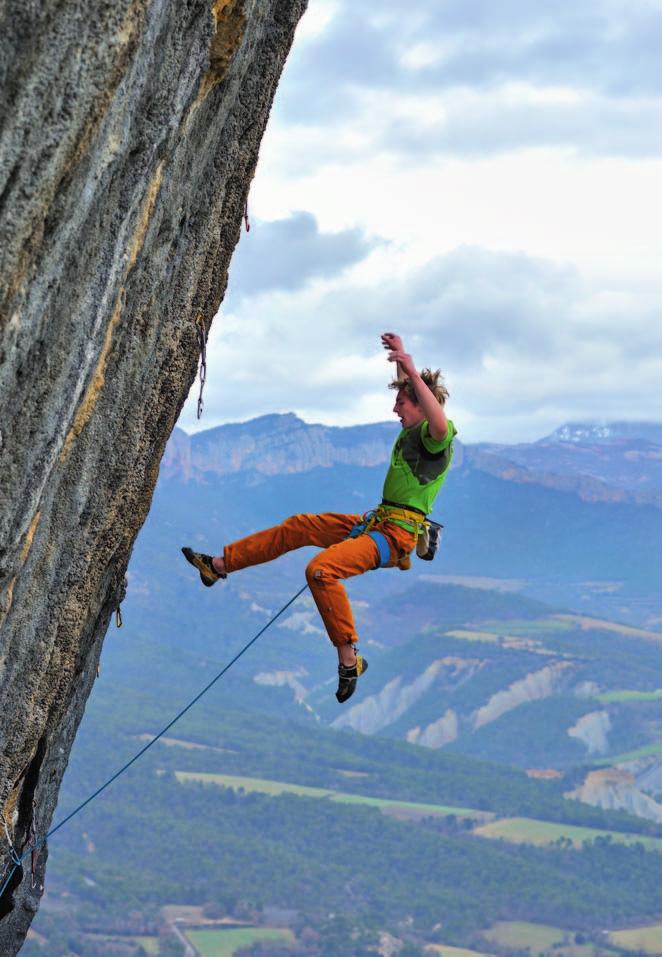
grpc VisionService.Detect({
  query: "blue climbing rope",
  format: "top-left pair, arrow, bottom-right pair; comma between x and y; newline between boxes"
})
0,582 -> 310,901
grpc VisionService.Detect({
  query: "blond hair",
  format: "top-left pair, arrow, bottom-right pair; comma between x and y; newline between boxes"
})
389,368 -> 449,406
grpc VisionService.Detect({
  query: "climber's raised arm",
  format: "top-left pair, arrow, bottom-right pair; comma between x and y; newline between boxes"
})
381,332 -> 448,441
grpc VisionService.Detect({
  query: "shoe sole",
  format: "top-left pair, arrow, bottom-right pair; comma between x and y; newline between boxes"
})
181,547 -> 222,587
336,657 -> 368,703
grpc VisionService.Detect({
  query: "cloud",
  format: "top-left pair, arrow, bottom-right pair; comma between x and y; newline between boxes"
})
274,0 -> 662,159
180,243 -> 662,441
287,0 -> 662,98
175,3 -> 662,442
225,211 -> 380,302
383,91 -> 662,159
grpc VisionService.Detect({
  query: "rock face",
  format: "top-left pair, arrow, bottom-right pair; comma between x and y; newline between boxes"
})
567,768 -> 662,824
567,710 -> 611,755
472,662 -> 571,730
0,1 -> 306,951
333,658 -> 482,736
406,709 -> 459,749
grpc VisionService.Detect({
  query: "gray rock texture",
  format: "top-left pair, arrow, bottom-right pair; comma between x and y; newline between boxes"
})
0,0 -> 306,951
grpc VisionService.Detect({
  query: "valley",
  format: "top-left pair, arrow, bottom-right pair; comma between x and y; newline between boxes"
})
24,417 -> 662,957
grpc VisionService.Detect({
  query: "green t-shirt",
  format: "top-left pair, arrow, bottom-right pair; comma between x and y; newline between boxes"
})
382,418 -> 456,518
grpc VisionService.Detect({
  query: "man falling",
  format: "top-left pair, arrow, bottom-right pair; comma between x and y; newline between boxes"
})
183,333 -> 456,703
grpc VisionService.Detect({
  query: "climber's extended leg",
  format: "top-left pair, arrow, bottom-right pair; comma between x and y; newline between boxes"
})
222,513 -> 361,571
304,532 -> 393,703
305,534 -> 380,649
183,513 -> 415,703
182,513 -> 360,587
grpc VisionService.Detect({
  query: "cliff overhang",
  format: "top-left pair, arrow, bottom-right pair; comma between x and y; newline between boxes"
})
0,1 -> 306,951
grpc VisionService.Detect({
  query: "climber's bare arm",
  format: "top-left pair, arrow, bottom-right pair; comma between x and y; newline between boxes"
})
381,333 -> 448,441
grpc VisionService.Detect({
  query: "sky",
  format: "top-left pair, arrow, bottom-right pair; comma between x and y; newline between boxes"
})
179,0 -> 662,443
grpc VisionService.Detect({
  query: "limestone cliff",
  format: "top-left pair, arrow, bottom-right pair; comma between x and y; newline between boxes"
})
162,415 -> 400,479
0,1 -> 306,951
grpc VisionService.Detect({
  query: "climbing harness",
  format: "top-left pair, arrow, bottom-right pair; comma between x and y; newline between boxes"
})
195,314 -> 207,420
349,501 -> 443,569
0,582 -> 309,905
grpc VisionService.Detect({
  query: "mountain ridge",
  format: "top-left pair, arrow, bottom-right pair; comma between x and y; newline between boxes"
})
164,414 -> 662,508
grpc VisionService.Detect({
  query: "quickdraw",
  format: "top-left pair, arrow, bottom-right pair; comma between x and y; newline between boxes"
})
195,314 -> 207,420
28,818 -> 38,890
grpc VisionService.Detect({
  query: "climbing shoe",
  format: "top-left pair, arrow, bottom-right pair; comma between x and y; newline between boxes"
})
181,547 -> 226,587
335,655 -> 368,704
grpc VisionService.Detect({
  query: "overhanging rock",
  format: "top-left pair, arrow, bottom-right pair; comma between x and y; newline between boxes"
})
0,1 -> 307,951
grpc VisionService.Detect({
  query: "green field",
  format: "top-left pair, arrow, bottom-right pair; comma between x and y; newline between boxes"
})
478,617 -> 573,636
186,926 -> 294,957
481,921 -> 568,952
176,771 -> 332,799
132,938 -> 159,956
596,690 -> 662,703
554,614 -> 662,641
176,771 -> 482,818
445,629 -> 500,643
427,946 -> 494,957
593,739 -> 662,766
84,936 -> 159,955
608,923 -> 662,954
474,817 -> 662,852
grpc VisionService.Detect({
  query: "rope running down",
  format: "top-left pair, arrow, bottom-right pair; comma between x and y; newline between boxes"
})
0,583 -> 310,902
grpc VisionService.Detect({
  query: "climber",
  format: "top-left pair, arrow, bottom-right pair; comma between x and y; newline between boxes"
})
182,332 -> 456,703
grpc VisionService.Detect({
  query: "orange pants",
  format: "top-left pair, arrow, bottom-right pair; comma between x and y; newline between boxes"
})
223,513 -> 416,647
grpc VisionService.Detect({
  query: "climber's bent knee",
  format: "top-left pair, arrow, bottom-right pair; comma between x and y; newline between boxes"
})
305,557 -> 325,585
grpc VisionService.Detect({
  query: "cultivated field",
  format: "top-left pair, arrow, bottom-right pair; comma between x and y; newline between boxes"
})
426,945 -> 494,957
608,923 -> 662,954
554,614 -> 662,642
186,926 -> 294,957
176,771 -> 484,819
596,690 -> 662,703
474,817 -> 662,852
593,740 -> 662,766
481,921 -> 569,953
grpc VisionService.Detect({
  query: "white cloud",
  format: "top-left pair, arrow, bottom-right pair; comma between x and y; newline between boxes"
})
179,0 -> 662,443
180,244 -> 662,442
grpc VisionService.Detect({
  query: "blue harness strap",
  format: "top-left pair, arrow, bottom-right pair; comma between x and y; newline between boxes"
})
348,511 -> 392,567
367,530 -> 392,568
348,512 -> 374,538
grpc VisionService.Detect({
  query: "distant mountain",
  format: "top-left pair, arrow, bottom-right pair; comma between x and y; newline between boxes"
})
468,423 -> 662,507
162,414 -> 399,480
544,422 -> 662,445
157,415 -> 662,624
164,415 -> 662,507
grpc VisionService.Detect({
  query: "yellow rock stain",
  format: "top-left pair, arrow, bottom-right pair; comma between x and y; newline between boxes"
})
127,159 -> 165,272
60,159 -> 165,462
188,0 -> 247,119
0,511 -> 42,627
59,289 -> 125,462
